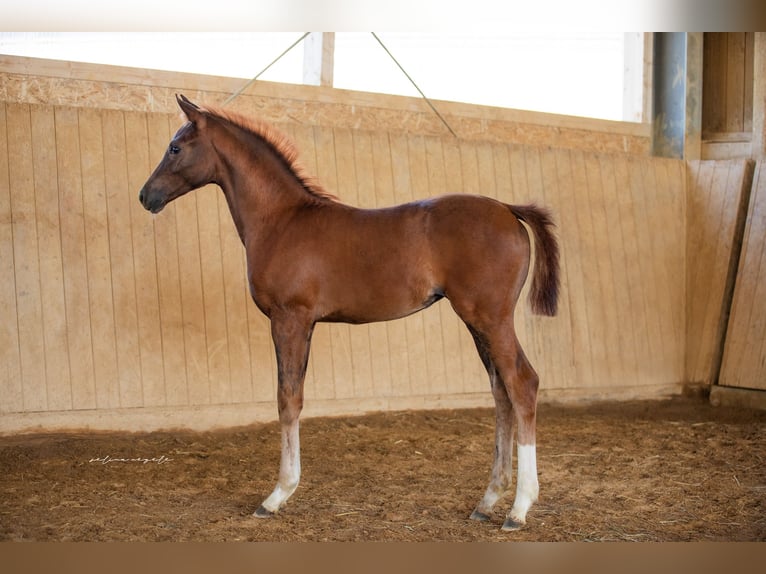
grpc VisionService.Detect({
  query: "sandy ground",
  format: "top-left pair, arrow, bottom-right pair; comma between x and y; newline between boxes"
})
1,397 -> 764,541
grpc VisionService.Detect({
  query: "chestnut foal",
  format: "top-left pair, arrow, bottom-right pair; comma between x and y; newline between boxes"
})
139,95 -> 559,531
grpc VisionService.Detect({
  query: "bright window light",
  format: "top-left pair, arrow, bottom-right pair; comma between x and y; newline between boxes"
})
1,32 -> 632,121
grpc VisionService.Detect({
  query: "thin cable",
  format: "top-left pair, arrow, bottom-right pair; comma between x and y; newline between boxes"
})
371,32 -> 458,138
223,32 -> 310,106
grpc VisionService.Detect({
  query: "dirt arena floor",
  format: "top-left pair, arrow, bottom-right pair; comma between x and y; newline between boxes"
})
1,397 -> 764,542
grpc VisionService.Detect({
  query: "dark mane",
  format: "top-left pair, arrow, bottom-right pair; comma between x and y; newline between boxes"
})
202,104 -> 338,203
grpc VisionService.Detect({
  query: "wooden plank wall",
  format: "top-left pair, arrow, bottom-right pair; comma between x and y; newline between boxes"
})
0,102 -> 687,432
685,159 -> 754,386
719,162 -> 766,391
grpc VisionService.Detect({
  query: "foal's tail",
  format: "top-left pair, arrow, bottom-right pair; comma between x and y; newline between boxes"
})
509,204 -> 560,317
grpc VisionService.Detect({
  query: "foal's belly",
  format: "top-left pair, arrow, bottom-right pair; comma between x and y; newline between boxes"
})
318,282 -> 444,324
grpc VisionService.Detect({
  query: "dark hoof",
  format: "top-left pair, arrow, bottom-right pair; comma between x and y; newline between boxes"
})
254,505 -> 275,518
501,517 -> 525,531
470,509 -> 492,522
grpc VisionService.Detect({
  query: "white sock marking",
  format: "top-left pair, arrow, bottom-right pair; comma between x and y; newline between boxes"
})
259,420 -> 301,513
510,443 -> 538,523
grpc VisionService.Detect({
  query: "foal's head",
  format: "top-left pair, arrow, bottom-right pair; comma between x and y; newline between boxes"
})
139,94 -> 217,214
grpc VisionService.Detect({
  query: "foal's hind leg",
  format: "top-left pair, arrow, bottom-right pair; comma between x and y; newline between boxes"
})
467,324 -> 540,531
496,340 -> 540,531
468,330 -> 515,522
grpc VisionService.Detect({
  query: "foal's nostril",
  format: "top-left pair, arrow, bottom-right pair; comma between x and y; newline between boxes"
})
139,190 -> 145,205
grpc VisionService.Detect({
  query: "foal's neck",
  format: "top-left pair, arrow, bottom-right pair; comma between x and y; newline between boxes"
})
214,125 -> 319,244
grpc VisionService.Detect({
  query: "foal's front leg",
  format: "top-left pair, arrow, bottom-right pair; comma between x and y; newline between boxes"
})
254,314 -> 314,517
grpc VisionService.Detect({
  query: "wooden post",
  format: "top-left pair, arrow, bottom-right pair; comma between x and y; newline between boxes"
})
303,32 -> 335,87
752,33 -> 766,159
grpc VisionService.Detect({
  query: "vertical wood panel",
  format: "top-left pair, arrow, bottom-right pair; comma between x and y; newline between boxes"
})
686,160 -> 714,379
102,109 -> 141,408
583,153 -> 620,383
0,103 -> 24,413
638,158 -> 671,375
55,107 -> 96,409
573,151 -> 610,382
629,156 -> 667,381
7,104 -> 47,411
598,154 -> 639,384
686,159 -> 753,385
458,142 -> 479,196
125,112 -> 165,407
476,143 -> 496,201
612,155 -> 652,382
720,162 -> 766,390
494,143 -> 513,202
31,106 -> 72,411
669,160 -> 689,367
79,109 -> 120,409
555,149 -> 594,387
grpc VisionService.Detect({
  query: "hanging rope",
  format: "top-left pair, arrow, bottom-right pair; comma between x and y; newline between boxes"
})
222,32 -> 458,139
223,32 -> 310,106
371,32 -> 458,138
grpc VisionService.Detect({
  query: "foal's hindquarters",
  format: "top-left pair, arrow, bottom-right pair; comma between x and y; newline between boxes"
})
426,198 -> 542,530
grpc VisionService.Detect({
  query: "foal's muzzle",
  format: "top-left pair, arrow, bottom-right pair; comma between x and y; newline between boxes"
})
139,186 -> 166,214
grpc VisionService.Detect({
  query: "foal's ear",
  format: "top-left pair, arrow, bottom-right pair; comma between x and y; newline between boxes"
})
176,94 -> 205,125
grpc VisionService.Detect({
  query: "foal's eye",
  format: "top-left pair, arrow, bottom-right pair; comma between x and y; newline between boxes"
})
169,144 -> 181,155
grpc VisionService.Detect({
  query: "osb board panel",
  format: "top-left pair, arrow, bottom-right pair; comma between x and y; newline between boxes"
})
685,159 -> 754,385
0,55 -> 650,155
719,162 -> 766,391
0,103 -> 685,432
